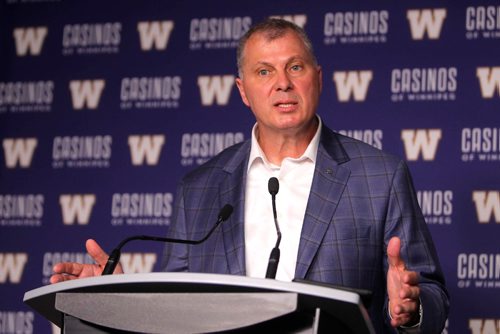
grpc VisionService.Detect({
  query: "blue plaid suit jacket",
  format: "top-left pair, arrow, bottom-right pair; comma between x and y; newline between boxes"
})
162,124 -> 449,333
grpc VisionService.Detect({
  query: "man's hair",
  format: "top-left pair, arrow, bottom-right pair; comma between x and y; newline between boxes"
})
236,18 -> 317,77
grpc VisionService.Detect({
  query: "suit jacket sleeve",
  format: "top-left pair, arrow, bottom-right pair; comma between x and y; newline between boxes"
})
383,160 -> 449,333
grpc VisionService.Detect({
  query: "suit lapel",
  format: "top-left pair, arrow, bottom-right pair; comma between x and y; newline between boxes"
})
295,126 -> 351,279
219,141 -> 250,276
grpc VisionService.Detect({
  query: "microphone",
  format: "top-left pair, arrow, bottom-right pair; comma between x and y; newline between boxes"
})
265,177 -> 281,279
101,204 -> 233,275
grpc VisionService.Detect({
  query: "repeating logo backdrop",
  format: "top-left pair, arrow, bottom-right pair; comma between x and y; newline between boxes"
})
1,1 -> 499,333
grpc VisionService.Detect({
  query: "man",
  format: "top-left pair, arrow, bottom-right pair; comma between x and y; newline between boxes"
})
51,18 -> 449,333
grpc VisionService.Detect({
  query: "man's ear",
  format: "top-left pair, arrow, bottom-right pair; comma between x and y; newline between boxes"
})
317,65 -> 323,93
235,77 -> 251,107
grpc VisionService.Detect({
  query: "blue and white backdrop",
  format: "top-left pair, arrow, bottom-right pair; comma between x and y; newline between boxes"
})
1,1 -> 499,333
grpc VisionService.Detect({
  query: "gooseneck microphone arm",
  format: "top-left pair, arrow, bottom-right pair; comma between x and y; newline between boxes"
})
265,177 -> 281,279
101,204 -> 234,275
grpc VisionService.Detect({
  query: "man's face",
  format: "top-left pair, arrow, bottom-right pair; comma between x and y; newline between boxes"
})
236,30 -> 322,135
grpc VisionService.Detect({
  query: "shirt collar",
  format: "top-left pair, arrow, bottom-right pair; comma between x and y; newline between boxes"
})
247,115 -> 322,172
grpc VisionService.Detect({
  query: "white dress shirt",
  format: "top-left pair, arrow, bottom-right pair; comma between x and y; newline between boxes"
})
244,117 -> 322,281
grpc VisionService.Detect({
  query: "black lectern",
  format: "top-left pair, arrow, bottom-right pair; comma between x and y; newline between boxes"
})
24,273 -> 374,333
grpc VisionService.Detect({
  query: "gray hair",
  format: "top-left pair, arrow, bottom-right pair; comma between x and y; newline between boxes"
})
236,18 -> 317,77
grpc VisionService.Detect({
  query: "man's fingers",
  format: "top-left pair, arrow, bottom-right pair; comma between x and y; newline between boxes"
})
49,240 -> 112,284
400,285 -> 420,300
393,301 -> 418,315
52,262 -> 84,276
390,296 -> 421,328
49,275 -> 62,284
50,273 -> 77,284
399,272 -> 420,299
403,271 -> 419,285
391,316 -> 412,328
387,237 -> 421,328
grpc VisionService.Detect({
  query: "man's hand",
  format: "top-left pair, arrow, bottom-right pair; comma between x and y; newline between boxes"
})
387,236 -> 421,328
50,239 -> 123,284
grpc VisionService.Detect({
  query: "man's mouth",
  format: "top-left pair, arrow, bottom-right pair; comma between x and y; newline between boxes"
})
275,103 -> 296,108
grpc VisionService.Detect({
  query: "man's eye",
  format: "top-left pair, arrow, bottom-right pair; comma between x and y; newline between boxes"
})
290,65 -> 302,72
258,69 -> 270,76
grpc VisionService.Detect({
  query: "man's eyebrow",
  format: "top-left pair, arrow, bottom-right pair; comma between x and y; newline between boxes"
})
253,56 -> 306,67
254,61 -> 274,67
287,56 -> 306,62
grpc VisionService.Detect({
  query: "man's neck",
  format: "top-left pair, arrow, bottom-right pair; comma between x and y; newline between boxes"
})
256,117 -> 319,165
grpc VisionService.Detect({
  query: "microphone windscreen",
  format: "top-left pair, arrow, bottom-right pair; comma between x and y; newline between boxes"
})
268,177 -> 279,195
218,204 -> 234,221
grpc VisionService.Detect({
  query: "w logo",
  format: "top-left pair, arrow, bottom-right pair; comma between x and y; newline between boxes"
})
128,135 -> 165,166
2,138 -> 38,168
472,191 -> 500,224
137,21 -> 175,51
69,80 -> 106,109
13,27 -> 48,56
59,194 -> 96,225
0,253 -> 28,284
269,15 -> 307,28
469,319 -> 500,334
333,71 -> 373,102
407,9 -> 447,40
476,67 -> 500,98
198,75 -> 235,106
120,253 -> 157,273
401,129 -> 442,161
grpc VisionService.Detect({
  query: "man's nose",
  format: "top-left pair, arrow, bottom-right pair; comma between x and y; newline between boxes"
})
274,70 -> 293,91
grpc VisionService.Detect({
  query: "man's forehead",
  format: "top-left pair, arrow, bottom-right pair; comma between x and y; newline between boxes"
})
244,31 -> 308,55
244,31 -> 310,60
247,29 -> 301,46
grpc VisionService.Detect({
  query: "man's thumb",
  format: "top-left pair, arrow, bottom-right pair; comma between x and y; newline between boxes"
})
387,236 -> 404,268
85,239 -> 109,266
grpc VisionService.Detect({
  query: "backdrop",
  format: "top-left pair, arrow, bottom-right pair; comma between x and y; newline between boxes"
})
1,0 -> 499,333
